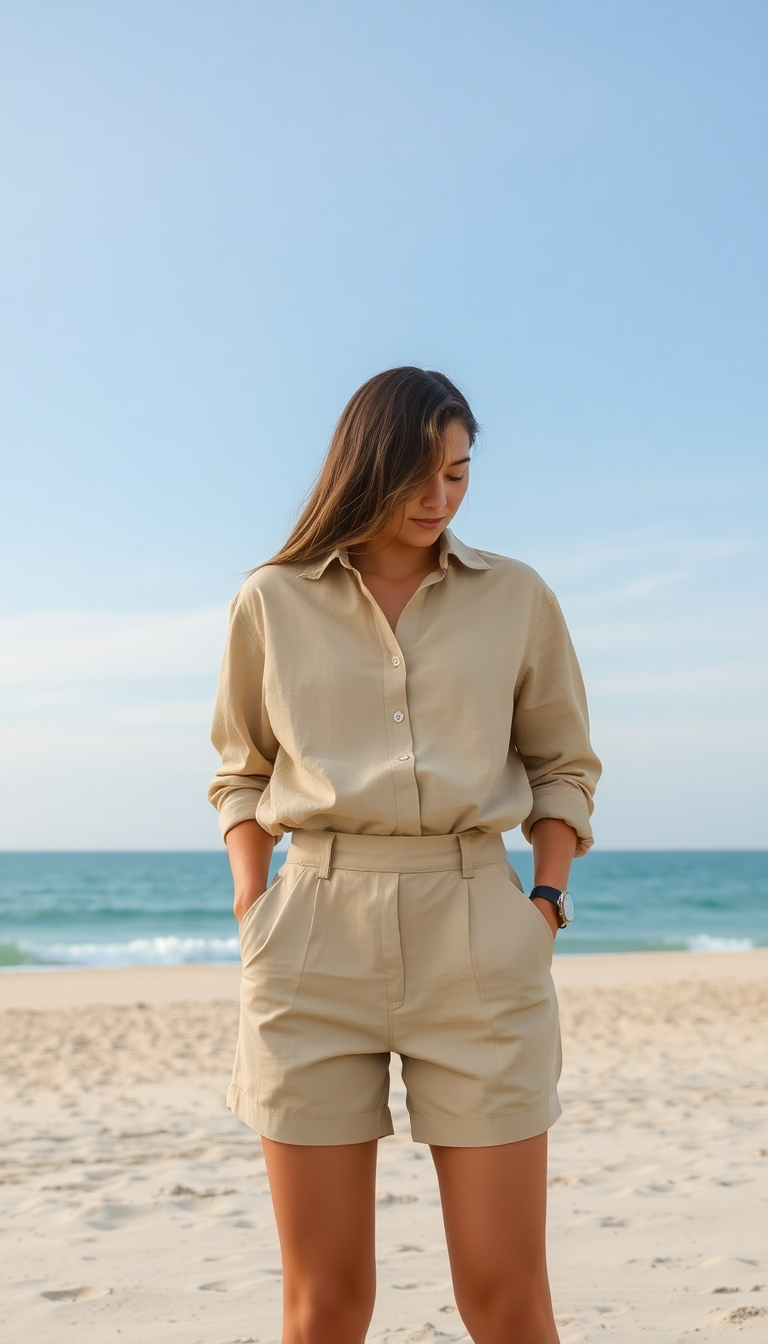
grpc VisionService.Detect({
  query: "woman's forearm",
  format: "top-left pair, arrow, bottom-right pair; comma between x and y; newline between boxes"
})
225,819 -> 276,921
531,817 -> 577,889
530,817 -> 578,935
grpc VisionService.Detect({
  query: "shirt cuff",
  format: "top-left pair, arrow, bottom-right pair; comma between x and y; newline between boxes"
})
521,784 -> 595,857
217,787 -> 265,842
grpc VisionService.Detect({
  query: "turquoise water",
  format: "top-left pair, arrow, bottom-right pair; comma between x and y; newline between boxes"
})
0,850 -> 765,969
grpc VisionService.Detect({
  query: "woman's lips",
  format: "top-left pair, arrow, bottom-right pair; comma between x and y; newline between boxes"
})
411,518 -> 444,528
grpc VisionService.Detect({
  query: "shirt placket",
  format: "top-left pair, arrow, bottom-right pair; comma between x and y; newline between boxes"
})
343,560 -> 447,836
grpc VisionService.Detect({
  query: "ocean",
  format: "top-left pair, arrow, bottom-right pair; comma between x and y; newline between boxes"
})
0,849 -> 765,970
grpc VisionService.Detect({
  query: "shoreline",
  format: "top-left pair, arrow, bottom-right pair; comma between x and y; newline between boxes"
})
1,945 -> 766,1009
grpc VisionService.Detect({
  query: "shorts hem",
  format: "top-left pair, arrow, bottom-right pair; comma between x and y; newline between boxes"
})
409,1092 -> 562,1147
226,1085 -> 395,1145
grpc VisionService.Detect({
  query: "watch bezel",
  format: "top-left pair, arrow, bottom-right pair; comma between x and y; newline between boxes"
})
558,890 -> 574,925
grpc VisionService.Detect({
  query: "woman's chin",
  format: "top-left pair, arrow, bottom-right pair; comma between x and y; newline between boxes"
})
399,523 -> 448,548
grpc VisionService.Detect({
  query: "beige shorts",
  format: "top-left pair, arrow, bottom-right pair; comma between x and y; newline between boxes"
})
228,829 -> 562,1147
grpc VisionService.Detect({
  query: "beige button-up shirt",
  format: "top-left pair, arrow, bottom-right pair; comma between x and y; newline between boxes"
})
208,529 -> 601,855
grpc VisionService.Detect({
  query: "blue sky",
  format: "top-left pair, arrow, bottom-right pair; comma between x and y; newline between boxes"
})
0,0 -> 766,849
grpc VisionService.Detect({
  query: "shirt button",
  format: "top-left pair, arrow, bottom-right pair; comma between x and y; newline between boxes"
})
392,656 -> 401,667
393,711 -> 404,722
398,753 -> 410,761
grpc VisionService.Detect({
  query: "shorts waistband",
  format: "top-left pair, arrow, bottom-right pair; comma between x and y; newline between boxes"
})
285,829 -> 508,879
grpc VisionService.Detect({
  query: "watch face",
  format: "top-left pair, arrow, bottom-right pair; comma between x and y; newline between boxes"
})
561,891 -> 574,923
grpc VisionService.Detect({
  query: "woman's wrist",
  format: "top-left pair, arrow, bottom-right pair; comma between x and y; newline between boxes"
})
226,819 -> 276,922
233,882 -> 269,922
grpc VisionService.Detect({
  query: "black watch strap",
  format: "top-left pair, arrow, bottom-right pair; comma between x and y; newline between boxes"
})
529,885 -> 563,906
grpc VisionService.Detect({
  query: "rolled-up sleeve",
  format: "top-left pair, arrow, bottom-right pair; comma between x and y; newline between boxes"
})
208,597 -> 279,841
513,595 -> 601,856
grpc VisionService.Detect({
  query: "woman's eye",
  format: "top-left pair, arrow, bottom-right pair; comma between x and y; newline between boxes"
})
446,473 -> 466,482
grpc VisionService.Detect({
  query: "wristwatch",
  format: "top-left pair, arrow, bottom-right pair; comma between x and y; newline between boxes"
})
529,885 -> 574,928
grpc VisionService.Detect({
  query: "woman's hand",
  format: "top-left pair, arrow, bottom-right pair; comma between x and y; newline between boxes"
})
225,819 -> 277,923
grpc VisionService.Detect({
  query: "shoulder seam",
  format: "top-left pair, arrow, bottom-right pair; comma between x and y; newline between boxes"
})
232,600 -> 265,654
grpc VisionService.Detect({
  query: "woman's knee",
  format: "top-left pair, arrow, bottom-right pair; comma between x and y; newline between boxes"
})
456,1282 -> 557,1344
285,1275 -> 376,1344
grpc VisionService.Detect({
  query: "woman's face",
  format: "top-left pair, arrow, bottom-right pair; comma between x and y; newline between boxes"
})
390,419 -> 471,552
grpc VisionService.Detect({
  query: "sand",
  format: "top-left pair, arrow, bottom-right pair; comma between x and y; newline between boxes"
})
1,949 -> 766,1343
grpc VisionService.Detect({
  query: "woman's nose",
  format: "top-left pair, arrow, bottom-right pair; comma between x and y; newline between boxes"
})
420,475 -> 447,509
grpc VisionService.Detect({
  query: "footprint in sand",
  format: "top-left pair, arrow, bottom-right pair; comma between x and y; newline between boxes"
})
700,1255 -> 759,1271
198,1268 -> 282,1291
41,1286 -> 112,1302
405,1325 -> 462,1342
372,1323 -> 461,1342
84,1203 -> 151,1231
165,1185 -> 237,1211
725,1306 -> 767,1323
198,1277 -> 258,1292
168,1184 -> 235,1199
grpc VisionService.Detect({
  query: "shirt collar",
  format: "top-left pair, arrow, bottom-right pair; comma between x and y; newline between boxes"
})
438,528 -> 492,572
298,527 -> 491,580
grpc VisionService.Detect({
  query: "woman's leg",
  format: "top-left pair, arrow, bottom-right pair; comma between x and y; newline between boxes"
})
431,1132 -> 559,1344
261,1137 -> 378,1344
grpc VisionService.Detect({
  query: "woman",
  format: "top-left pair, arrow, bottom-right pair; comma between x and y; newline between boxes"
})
209,367 -> 600,1344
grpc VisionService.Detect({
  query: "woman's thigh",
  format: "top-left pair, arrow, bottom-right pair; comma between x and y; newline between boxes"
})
262,1137 -> 378,1332
431,1133 -> 559,1342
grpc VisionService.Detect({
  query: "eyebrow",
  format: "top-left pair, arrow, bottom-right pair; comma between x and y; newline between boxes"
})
448,455 -> 471,467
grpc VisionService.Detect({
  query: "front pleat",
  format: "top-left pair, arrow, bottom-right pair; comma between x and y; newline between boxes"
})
465,876 -> 503,1072
280,871 -> 321,1017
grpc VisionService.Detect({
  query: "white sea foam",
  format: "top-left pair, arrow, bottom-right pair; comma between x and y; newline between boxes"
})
28,936 -> 240,968
685,934 -> 753,953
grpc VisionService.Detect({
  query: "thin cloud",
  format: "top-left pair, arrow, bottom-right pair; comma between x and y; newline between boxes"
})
541,534 -> 755,584
589,657 -> 768,700
0,607 -> 228,687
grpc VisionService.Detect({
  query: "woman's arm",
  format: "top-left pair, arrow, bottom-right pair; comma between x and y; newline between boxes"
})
530,817 -> 577,936
512,595 -> 601,858
226,819 -> 276,923
208,598 -> 279,842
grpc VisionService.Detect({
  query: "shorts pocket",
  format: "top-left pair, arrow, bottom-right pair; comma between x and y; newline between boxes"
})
500,862 -> 556,948
238,868 -> 284,950
468,865 -> 557,1053
525,895 -> 557,946
238,864 -> 317,1017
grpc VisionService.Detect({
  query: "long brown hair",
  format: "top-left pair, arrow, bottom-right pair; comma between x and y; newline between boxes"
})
266,367 -> 479,566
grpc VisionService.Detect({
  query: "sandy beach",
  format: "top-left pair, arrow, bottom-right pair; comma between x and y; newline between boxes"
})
1,949 -> 766,1343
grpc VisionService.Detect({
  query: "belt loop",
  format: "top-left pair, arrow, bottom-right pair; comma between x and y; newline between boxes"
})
458,832 -> 475,880
318,832 -> 335,880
